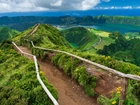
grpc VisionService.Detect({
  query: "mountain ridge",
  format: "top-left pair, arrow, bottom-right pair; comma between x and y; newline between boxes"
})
1,15 -> 140,31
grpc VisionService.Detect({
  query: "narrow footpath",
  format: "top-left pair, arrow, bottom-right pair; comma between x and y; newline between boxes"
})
19,46 -> 98,105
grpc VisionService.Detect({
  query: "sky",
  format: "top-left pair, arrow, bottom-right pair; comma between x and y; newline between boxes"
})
0,0 -> 139,13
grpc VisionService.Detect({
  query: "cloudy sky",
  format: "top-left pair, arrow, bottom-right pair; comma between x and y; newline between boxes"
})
0,0 -> 139,13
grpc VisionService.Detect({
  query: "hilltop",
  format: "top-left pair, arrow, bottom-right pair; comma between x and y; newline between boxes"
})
13,24 -> 72,49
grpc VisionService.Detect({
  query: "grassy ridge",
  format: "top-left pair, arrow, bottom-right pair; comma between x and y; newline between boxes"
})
0,41 -> 58,105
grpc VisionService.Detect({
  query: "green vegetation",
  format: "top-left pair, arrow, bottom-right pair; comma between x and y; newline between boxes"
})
90,28 -> 114,50
61,27 -> 114,51
0,41 -> 58,105
19,24 -> 72,49
98,31 -> 140,66
0,27 -> 20,42
12,24 -> 140,104
61,27 -> 98,50
124,32 -> 140,39
98,83 -> 139,105
51,53 -> 96,96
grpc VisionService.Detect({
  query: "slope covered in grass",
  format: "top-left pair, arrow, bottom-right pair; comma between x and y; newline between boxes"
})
0,27 -> 20,42
61,27 -> 98,50
13,24 -> 72,50
0,41 -> 58,105
89,28 -> 115,50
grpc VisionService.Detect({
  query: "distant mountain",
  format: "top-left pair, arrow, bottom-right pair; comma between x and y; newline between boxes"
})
0,27 -> 20,42
1,15 -> 140,31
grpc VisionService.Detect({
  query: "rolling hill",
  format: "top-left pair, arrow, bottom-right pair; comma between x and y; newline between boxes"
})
61,27 -> 114,52
0,27 -> 20,42
61,27 -> 98,50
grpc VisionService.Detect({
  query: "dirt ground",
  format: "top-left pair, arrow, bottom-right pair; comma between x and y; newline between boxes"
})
19,46 -> 98,105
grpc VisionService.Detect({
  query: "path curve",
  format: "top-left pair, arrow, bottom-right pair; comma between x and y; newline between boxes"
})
19,46 -> 98,105
87,34 -> 102,50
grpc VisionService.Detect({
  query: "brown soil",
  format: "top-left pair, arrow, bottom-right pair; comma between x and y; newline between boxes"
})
19,46 -> 98,105
84,63 -> 128,98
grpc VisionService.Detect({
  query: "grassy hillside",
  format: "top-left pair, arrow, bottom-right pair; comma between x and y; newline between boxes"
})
0,41 -> 58,105
13,24 -> 140,104
0,27 -> 20,42
13,24 -> 72,49
61,27 -> 98,50
89,28 -> 114,50
61,27 -> 114,51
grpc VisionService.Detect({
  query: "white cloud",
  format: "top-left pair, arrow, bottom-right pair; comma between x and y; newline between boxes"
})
94,6 -> 133,10
123,6 -> 132,9
0,0 -> 103,12
102,0 -> 110,2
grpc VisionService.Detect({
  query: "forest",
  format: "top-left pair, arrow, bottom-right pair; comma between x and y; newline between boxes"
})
98,31 -> 140,66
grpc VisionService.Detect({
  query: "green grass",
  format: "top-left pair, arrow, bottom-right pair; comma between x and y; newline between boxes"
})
61,27 -> 98,50
95,37 -> 114,49
0,42 -> 58,105
0,27 -> 20,42
87,28 -> 115,50
90,28 -> 110,37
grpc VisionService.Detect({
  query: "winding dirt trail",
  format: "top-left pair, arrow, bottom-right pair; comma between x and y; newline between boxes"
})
19,46 -> 98,105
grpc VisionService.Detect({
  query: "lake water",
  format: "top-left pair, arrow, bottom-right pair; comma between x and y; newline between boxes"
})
60,24 -> 140,34
88,24 -> 140,34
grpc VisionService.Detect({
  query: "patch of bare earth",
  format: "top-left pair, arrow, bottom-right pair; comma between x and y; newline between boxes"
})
84,63 -> 128,99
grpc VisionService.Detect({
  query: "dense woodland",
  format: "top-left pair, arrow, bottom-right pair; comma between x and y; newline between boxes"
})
1,16 -> 140,31
98,31 -> 140,66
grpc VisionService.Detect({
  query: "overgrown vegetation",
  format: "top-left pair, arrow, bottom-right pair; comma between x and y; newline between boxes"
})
0,41 -> 58,105
13,24 -> 140,104
98,80 -> 140,105
98,31 -> 140,66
